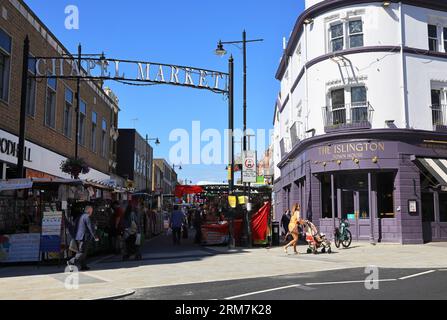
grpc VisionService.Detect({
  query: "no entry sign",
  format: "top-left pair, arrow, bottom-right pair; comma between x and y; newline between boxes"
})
242,150 -> 257,183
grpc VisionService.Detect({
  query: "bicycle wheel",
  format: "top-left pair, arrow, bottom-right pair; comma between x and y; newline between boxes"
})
342,230 -> 352,248
334,235 -> 341,248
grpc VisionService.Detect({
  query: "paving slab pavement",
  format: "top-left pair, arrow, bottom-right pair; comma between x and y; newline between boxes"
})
1,232 -> 447,300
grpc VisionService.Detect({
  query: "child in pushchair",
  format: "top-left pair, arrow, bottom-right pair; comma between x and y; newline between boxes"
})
303,220 -> 332,254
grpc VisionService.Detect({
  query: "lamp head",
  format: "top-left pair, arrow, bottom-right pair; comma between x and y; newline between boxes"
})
215,41 -> 227,56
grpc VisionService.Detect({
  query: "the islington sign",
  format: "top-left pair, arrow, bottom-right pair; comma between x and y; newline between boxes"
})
33,57 -> 229,94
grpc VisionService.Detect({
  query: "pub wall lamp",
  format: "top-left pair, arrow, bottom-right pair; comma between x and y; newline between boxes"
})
385,120 -> 397,128
306,128 -> 316,137
304,18 -> 314,25
372,156 -> 379,164
383,1 -> 391,7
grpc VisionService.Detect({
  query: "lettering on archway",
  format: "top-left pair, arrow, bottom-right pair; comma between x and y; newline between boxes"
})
32,57 -> 229,94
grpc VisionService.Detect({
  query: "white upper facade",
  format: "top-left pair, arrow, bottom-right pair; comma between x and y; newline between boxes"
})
273,1 -> 447,174
305,0 -> 325,9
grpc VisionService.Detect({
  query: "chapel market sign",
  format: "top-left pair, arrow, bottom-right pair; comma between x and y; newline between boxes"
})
34,57 -> 229,94
15,36 -> 237,196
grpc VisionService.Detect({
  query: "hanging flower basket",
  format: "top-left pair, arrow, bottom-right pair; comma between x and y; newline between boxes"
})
60,157 -> 90,179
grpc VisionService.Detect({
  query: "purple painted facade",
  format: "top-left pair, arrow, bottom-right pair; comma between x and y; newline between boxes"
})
274,129 -> 447,244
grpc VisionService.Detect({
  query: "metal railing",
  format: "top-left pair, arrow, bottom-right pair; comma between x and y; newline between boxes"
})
322,102 -> 374,130
430,105 -> 447,127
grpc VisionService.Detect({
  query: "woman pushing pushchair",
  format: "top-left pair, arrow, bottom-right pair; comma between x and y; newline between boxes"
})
283,203 -> 304,254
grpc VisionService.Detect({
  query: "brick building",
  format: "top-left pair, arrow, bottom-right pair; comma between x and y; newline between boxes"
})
116,129 -> 153,192
0,0 -> 119,181
152,159 -> 178,208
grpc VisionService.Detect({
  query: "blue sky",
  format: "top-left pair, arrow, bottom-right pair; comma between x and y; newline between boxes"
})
24,0 -> 304,183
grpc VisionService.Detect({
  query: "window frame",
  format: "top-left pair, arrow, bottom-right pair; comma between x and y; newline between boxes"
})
44,73 -> 57,129
63,86 -> 74,138
78,100 -> 87,146
348,19 -> 364,49
91,111 -> 97,153
0,27 -> 12,104
428,24 -> 439,52
101,118 -> 107,158
329,22 -> 345,53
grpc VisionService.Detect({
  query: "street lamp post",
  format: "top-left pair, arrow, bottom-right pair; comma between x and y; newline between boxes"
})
145,134 -> 160,192
216,31 -> 263,247
74,44 -> 82,160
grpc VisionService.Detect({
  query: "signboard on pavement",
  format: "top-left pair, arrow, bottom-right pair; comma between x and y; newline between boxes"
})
0,233 -> 41,263
40,211 -> 63,253
242,151 -> 257,183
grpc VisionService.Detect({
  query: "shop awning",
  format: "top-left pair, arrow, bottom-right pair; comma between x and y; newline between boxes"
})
416,158 -> 447,187
0,179 -> 33,191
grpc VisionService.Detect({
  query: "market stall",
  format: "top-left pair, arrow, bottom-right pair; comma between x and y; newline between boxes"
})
0,178 -> 82,264
0,178 -> 132,264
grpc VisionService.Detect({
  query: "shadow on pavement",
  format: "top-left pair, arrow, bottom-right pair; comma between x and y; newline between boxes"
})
0,230 -> 255,279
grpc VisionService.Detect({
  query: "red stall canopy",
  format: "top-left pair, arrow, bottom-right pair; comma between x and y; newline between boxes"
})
175,185 -> 204,198
251,201 -> 271,242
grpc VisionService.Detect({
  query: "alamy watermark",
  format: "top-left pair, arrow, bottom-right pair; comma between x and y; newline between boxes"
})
65,5 -> 79,30
364,265 -> 379,290
64,265 -> 79,290
168,121 -> 273,166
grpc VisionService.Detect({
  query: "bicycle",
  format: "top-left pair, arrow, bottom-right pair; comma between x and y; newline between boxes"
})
334,218 -> 352,248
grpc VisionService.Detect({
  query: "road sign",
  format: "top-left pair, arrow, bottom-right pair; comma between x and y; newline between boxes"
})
242,150 -> 257,183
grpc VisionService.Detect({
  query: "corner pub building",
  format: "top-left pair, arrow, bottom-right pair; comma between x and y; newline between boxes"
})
273,0 -> 447,244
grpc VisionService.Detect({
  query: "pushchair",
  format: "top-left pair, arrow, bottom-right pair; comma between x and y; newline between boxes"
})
304,220 -> 332,254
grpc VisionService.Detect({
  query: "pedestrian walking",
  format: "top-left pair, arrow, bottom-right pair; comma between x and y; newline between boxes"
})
281,209 -> 291,238
170,205 -> 185,245
122,204 -> 142,260
110,201 -> 124,254
193,207 -> 203,244
67,205 -> 99,271
283,203 -> 302,254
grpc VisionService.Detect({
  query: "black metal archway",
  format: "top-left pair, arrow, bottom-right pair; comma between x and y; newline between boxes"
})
17,36 -> 236,193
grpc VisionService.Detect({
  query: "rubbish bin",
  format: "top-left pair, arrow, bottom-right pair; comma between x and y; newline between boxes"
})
272,221 -> 280,246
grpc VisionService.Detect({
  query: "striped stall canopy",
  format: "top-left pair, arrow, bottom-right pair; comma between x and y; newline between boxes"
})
417,158 -> 447,186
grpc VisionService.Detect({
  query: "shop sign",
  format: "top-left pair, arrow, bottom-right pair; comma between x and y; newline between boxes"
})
326,75 -> 368,86
0,137 -> 32,162
317,142 -> 385,160
242,151 -> 257,183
